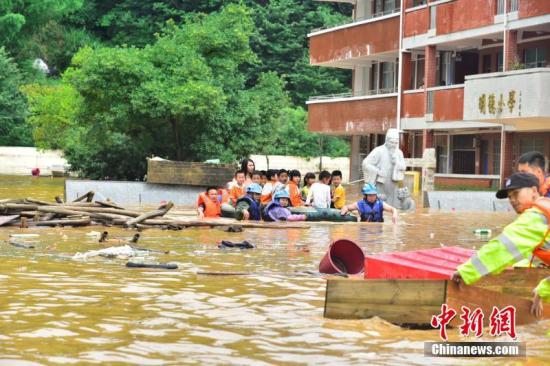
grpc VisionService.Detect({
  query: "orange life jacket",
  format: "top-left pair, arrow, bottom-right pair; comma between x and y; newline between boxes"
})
229,185 -> 245,206
288,181 -> 303,207
527,197 -> 550,266
197,192 -> 222,218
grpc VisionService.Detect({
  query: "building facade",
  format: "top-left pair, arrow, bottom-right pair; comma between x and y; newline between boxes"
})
307,0 -> 550,188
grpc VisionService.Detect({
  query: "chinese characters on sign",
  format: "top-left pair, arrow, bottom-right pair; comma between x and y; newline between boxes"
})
478,90 -> 518,115
430,304 -> 517,341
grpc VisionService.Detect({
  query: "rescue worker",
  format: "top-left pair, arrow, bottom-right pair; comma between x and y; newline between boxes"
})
452,172 -> 549,292
235,183 -> 263,221
532,276 -> 550,318
517,151 -> 550,198
197,186 -> 227,219
340,183 -> 398,223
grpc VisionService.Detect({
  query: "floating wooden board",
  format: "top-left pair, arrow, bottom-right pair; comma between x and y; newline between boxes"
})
324,268 -> 550,326
147,159 -> 235,186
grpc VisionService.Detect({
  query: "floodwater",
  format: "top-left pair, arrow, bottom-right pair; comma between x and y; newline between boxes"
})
0,176 -> 548,365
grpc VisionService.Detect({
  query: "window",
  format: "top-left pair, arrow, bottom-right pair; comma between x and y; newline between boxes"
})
412,0 -> 427,6
524,47 -> 547,68
435,135 -> 449,174
520,137 -> 545,155
497,51 -> 503,72
452,135 -> 475,174
411,55 -> 425,89
482,54 -> 492,73
496,0 -> 505,14
492,139 -> 501,175
429,5 -> 436,30
439,51 -> 455,86
374,0 -> 400,16
381,62 -> 395,91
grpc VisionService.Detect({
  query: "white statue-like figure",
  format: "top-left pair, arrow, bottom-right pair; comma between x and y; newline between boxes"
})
361,128 -> 406,209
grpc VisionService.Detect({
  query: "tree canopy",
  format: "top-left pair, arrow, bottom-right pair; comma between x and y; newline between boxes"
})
5,1 -> 352,179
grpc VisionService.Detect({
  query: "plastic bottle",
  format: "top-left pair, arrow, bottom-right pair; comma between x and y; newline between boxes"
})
473,229 -> 492,236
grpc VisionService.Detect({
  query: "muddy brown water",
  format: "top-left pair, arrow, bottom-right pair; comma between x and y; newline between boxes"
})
0,176 -> 548,365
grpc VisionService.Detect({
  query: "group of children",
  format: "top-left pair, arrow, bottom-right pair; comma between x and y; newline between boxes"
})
196,159 -> 397,223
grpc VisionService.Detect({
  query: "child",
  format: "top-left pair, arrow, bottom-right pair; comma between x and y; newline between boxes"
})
331,170 -> 346,209
229,170 -> 246,206
251,171 -> 262,186
197,186 -> 226,219
340,183 -> 398,223
305,170 -> 332,208
288,170 -> 303,207
261,169 -> 278,205
263,190 -> 306,222
235,183 -> 263,221
301,172 -> 316,201
259,170 -> 267,187
273,169 -> 289,194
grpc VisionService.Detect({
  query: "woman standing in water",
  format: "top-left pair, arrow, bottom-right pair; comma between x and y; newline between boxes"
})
240,158 -> 256,187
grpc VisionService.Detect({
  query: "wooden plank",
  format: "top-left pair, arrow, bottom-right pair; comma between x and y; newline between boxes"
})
0,215 -> 19,226
446,280 -> 550,326
147,159 -> 235,186
324,279 -> 446,323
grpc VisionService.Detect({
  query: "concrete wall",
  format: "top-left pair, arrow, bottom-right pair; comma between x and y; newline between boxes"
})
65,180 -> 203,207
0,147 -> 68,176
427,191 -> 512,212
250,155 -> 350,182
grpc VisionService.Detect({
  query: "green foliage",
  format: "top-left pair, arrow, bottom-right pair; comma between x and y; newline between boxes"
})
21,82 -> 80,149
17,2 -> 352,179
0,47 -> 32,146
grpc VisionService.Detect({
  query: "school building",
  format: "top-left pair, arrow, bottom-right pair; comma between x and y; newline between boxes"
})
307,0 -> 550,188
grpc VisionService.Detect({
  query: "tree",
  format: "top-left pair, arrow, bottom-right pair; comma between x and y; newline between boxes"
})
0,47 -> 32,146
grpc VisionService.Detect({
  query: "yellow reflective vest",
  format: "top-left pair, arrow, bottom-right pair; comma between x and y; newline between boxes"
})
536,277 -> 550,302
457,205 -> 550,285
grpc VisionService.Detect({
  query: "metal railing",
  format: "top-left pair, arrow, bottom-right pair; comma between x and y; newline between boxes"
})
309,87 -> 398,102
310,7 -> 400,33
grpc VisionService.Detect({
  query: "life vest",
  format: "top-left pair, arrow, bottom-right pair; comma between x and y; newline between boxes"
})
229,185 -> 245,206
357,199 -> 384,222
197,192 -> 222,218
237,195 -> 261,221
263,202 -> 279,222
288,182 -> 303,207
527,197 -> 550,266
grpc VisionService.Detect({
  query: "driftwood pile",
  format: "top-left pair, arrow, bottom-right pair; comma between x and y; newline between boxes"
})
0,191 -> 179,230
0,191 -> 310,230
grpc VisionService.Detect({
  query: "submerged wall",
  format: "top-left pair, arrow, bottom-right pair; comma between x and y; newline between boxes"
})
65,180 -> 203,207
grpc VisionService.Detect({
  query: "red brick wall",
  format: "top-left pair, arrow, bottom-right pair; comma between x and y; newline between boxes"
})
504,30 -> 518,71
436,0 -> 496,36
402,92 -> 425,118
425,45 -> 437,88
433,87 -> 464,121
519,0 -> 550,19
308,96 -> 397,135
404,6 -> 429,37
309,16 -> 400,64
423,129 -> 434,150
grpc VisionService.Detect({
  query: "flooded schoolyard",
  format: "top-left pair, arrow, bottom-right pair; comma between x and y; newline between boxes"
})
0,176 -> 548,365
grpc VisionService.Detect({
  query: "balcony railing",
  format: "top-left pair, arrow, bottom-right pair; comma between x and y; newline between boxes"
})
497,0 -> 518,14
310,7 -> 400,34
308,87 -> 398,102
